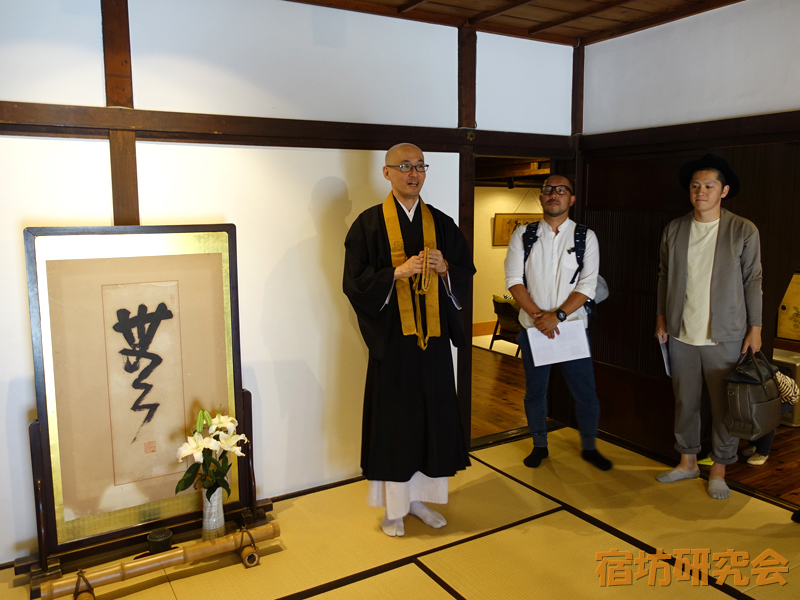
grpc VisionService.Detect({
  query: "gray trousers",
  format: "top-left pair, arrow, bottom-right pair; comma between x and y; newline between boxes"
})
668,337 -> 741,465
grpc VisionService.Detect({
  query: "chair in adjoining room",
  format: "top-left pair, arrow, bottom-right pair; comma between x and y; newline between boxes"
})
490,295 -> 522,357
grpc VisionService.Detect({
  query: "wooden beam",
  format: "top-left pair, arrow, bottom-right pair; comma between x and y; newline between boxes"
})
528,0 -> 630,35
470,0 -> 533,26
284,0 -> 465,27
571,41 -> 584,135
0,101 -> 574,156
397,0 -> 426,14
100,0 -> 133,108
582,0 -> 747,45
458,26 -> 477,129
474,21 -> 577,46
108,130 -> 140,225
581,109 -> 800,155
476,163 -> 548,179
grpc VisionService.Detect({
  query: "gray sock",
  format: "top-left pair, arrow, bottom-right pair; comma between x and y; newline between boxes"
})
708,478 -> 730,500
656,468 -> 699,483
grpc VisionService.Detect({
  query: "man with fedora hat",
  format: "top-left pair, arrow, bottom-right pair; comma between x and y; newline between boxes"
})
654,153 -> 762,499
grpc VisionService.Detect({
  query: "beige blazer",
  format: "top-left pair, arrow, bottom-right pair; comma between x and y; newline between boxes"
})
657,208 -> 762,342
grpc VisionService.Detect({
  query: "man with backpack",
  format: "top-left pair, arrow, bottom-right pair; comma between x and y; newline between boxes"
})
503,175 -> 612,471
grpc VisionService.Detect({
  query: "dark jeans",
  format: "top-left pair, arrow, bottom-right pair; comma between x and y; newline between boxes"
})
752,402 -> 794,456
517,327 -> 600,451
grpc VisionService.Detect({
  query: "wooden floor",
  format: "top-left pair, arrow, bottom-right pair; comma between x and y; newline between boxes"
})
726,422 -> 800,504
471,342 -> 800,506
470,346 -> 527,439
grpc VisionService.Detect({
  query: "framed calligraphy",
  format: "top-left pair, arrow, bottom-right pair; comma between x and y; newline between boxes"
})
21,224 -> 256,571
492,213 -> 542,246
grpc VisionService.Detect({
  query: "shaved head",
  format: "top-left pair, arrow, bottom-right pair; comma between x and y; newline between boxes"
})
385,143 -> 423,165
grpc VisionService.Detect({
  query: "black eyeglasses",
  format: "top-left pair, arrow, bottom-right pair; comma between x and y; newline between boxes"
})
542,185 -> 572,196
386,164 -> 429,173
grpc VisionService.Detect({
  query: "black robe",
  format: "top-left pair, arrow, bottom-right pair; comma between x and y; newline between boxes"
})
343,198 -> 475,482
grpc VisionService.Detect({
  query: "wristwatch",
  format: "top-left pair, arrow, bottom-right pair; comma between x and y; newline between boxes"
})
555,309 -> 567,322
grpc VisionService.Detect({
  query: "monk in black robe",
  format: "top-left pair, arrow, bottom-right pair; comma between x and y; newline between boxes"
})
343,143 -> 475,536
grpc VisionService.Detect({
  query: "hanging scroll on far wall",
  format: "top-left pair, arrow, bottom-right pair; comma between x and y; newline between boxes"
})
492,213 -> 542,246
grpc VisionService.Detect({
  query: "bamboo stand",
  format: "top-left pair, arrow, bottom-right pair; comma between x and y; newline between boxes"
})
36,522 -> 280,600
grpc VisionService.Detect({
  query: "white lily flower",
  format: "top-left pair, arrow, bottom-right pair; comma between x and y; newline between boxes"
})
217,432 -> 248,457
209,413 -> 237,435
177,432 -> 209,463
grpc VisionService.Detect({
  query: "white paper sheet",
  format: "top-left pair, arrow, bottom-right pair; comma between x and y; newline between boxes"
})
527,320 -> 591,366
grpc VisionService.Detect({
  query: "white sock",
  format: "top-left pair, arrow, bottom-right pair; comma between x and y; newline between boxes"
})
381,513 -> 404,537
409,501 -> 446,529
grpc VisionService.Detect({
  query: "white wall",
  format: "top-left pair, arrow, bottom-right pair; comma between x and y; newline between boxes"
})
135,144 -> 460,499
128,0 -> 457,128
584,0 -> 800,134
476,32 -> 572,135
473,187 -> 542,324
0,0 -> 105,106
0,137 -> 113,564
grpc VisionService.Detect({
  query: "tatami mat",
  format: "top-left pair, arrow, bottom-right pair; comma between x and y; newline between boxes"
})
5,427 -> 798,599
313,564 -> 454,599
164,458 -> 558,600
473,429 -> 800,595
421,510 -> 720,598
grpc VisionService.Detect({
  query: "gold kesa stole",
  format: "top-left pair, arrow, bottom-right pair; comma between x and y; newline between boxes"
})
382,193 -> 440,349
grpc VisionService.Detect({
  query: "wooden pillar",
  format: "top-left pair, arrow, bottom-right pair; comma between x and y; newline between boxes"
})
457,24 -> 477,444
458,26 -> 477,129
101,0 -> 140,225
458,145 -> 475,446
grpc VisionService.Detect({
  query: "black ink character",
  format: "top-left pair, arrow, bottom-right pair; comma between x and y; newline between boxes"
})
113,302 -> 174,443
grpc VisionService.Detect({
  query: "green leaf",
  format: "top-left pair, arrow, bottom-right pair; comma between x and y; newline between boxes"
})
219,479 -> 231,497
174,462 -> 201,494
205,486 -> 218,501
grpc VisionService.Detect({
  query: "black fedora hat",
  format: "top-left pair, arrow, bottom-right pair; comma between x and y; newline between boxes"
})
678,153 -> 740,198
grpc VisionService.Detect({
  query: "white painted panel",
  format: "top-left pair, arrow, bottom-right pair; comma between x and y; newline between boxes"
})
0,137 -> 112,564
476,32 -> 572,135
128,0 -> 457,128
136,143 -> 459,498
584,0 -> 800,134
0,0 -> 105,106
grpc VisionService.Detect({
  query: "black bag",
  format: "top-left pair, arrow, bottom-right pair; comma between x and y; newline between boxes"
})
724,349 -> 782,440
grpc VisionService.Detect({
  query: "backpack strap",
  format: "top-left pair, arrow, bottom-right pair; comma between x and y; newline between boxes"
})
570,224 -> 587,284
521,221 -> 539,289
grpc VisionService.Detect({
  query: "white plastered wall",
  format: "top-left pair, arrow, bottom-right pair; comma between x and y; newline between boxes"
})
128,0 -> 457,127
476,32 -> 572,135
0,0 -> 105,106
135,143 -> 460,497
473,187 -> 542,325
584,0 -> 800,134
0,137 -> 113,564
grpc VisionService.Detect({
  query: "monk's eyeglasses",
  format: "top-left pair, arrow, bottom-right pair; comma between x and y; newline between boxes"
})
541,185 -> 572,196
386,164 -> 429,173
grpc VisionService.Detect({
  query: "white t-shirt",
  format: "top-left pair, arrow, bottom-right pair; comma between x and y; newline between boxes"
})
677,217 -> 719,346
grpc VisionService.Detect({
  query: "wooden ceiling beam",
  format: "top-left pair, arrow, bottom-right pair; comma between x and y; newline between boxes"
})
528,0 -> 631,35
582,0 -> 747,45
476,162 -> 549,179
469,0 -> 534,25
397,0 -> 426,14
283,0 -> 466,27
